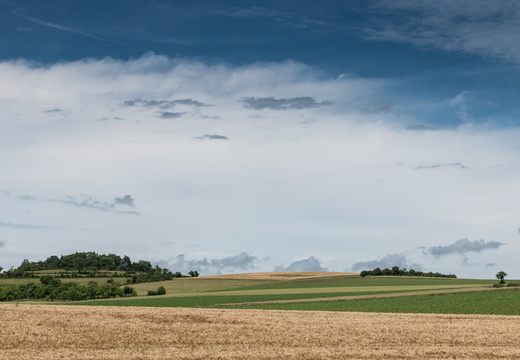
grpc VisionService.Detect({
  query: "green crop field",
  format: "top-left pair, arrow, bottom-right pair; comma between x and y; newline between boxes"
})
232,288 -> 520,315
59,273 -> 520,315
4,271 -> 517,315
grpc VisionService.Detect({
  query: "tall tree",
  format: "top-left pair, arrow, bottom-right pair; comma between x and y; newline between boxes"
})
496,271 -> 508,284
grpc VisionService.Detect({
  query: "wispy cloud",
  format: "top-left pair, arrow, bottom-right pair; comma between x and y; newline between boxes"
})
361,102 -> 393,114
12,10 -> 121,44
13,192 -> 139,215
414,162 -> 467,170
43,108 -> 64,114
0,221 -> 60,230
122,98 -> 207,109
406,124 -> 434,131
368,1 -> 520,65
158,111 -> 184,119
425,238 -> 505,258
219,7 -> 283,19
195,134 -> 229,140
240,96 -> 333,110
114,195 -> 134,207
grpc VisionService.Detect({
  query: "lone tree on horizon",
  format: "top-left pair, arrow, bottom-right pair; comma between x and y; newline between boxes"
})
496,271 -> 508,284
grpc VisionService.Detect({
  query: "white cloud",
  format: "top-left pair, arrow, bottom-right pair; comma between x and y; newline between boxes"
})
156,252 -> 257,275
369,0 -> 520,65
275,256 -> 328,272
1,54 -> 520,278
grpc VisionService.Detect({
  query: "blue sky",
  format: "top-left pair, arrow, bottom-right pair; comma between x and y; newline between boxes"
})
1,0 -> 519,278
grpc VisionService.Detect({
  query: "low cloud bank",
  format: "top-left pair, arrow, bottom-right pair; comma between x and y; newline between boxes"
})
156,252 -> 257,275
275,256 -> 328,272
350,253 -> 422,272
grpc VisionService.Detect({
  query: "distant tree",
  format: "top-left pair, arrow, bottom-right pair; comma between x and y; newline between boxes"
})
147,286 -> 166,296
381,268 -> 392,276
122,285 -> 137,297
39,275 -> 54,285
157,286 -> 166,295
188,270 -> 199,277
391,266 -> 401,276
0,266 -> 3,273
496,271 -> 508,284
174,272 -> 183,278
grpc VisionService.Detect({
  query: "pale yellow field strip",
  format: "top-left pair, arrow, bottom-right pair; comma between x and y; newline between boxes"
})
172,283 -> 485,298
199,271 -> 357,280
1,304 -> 519,359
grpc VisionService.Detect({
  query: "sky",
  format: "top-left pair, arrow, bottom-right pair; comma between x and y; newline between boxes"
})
1,0 -> 519,279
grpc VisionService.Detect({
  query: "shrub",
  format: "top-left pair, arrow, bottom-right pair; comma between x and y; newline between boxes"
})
148,286 -> 166,296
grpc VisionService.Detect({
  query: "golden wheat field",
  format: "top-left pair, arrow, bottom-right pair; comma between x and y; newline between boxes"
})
199,271 -> 357,280
1,304 -> 519,359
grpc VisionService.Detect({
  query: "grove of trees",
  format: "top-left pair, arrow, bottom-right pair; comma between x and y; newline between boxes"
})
360,266 -> 457,278
0,277 -> 137,301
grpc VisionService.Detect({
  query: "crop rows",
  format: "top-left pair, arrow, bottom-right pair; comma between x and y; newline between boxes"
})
2,304 -> 520,359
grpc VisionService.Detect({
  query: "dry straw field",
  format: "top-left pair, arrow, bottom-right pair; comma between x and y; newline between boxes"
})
2,304 -> 520,359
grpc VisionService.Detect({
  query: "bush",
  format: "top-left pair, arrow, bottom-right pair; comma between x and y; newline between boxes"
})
148,286 -> 166,296
123,285 -> 137,296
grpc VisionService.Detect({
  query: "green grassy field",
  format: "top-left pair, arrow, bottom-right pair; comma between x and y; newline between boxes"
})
59,274 -> 520,315
232,288 -> 520,315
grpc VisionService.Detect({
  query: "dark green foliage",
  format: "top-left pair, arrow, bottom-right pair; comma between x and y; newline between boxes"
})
188,270 -> 199,277
148,286 -> 167,296
39,275 -> 55,285
1,266 -> 36,278
0,279 -> 136,302
123,285 -> 137,297
0,252 -> 178,283
496,271 -> 507,284
360,266 -> 456,278
127,266 -> 173,284
5,252 -> 154,274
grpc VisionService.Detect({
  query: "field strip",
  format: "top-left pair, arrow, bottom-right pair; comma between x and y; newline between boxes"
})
200,271 -> 356,280
2,304 -> 520,359
173,284 -> 483,297
226,286 -> 504,305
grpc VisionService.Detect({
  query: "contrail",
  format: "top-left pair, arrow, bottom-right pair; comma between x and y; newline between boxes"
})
12,9 -> 125,45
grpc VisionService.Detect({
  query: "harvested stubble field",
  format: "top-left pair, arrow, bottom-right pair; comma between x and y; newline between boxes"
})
1,304 -> 520,360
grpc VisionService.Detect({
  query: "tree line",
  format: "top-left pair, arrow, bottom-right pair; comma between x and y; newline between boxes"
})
10,252 -> 155,273
360,266 -> 457,278
0,276 -> 137,302
0,252 -> 200,280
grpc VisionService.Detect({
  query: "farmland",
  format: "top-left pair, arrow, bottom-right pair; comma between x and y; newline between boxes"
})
2,304 -> 520,359
1,272 -> 520,359
71,273 -> 520,315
